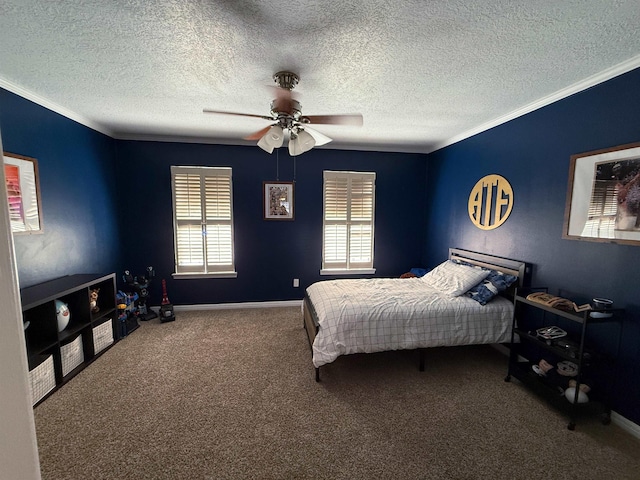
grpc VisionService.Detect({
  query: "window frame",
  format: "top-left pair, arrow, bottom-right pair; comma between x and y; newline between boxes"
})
170,166 -> 237,279
321,170 -> 376,276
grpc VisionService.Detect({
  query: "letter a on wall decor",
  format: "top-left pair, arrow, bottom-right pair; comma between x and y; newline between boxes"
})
468,174 -> 513,230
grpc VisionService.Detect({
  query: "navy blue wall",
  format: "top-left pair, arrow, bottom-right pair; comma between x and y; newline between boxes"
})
0,89 -> 120,287
114,141 -> 427,304
424,67 -> 640,425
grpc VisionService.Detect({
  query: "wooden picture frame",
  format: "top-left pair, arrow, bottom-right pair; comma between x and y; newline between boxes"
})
263,181 -> 294,220
3,152 -> 43,234
563,142 -> 640,245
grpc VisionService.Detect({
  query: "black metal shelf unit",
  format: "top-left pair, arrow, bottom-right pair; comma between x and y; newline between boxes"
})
505,289 -> 622,430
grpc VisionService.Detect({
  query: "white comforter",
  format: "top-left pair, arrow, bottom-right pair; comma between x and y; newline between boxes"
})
307,277 -> 514,368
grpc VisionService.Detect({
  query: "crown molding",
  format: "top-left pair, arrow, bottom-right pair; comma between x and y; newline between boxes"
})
112,131 -> 429,153
0,77 -> 113,137
430,54 -> 640,153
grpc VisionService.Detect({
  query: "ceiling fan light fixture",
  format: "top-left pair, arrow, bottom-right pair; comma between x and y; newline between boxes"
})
257,125 -> 284,153
289,129 -> 316,156
304,127 -> 332,147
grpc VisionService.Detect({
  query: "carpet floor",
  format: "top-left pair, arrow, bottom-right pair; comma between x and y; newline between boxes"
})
33,307 -> 640,479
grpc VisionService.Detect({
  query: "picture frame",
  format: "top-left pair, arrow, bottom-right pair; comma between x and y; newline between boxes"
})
3,152 -> 43,234
263,181 -> 294,220
563,142 -> 640,245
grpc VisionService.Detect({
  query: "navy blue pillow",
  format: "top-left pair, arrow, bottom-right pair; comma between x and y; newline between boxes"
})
465,270 -> 518,305
409,267 -> 429,277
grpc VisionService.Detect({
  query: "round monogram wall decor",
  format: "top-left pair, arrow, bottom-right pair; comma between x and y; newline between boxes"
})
468,174 -> 514,230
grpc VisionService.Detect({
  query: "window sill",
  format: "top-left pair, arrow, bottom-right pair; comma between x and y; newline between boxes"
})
172,272 -> 238,279
320,268 -> 376,276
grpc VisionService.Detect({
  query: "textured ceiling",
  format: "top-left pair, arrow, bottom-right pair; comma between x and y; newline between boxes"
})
1,0 -> 640,153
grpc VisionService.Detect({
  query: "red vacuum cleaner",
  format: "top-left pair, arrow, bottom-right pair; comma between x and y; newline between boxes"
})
159,279 -> 175,323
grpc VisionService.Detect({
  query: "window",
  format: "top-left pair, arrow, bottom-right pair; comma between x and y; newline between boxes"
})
171,166 -> 237,278
321,170 -> 376,274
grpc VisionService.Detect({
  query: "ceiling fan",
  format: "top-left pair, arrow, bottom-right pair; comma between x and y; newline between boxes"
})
203,71 -> 363,155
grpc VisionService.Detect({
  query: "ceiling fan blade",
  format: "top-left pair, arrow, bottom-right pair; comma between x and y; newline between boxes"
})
244,125 -> 275,141
299,114 -> 363,126
203,109 -> 274,121
303,127 -> 332,147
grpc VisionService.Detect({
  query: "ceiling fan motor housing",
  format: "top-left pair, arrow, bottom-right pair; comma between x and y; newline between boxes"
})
270,98 -> 301,121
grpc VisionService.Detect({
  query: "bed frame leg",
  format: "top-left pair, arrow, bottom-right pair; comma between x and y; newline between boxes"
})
419,349 -> 425,372
315,367 -> 320,382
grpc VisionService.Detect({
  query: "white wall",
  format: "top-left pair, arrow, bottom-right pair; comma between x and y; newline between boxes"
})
0,129 -> 41,477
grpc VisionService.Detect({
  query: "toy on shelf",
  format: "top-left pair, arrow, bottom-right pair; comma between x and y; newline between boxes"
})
89,288 -> 100,313
122,267 -> 158,321
531,358 -> 592,403
116,291 -> 139,337
55,299 -> 71,332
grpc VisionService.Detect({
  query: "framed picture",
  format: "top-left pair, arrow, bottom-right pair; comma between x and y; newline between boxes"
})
3,152 -> 43,234
563,142 -> 640,245
263,181 -> 294,220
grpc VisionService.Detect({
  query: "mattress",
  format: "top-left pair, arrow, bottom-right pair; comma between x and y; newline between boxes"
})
307,277 -> 514,368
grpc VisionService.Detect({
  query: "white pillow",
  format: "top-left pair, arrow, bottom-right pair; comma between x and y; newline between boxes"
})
421,260 -> 490,297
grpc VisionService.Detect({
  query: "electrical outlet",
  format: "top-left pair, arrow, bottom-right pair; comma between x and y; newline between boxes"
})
293,278 -> 299,288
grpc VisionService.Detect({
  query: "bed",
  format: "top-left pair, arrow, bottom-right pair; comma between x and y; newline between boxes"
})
303,248 -> 529,381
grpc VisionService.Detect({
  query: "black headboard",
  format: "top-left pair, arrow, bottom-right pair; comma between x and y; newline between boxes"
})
448,248 -> 530,289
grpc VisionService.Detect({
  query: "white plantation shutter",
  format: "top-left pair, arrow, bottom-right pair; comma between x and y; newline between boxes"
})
171,166 -> 236,276
581,179 -> 618,238
322,171 -> 375,272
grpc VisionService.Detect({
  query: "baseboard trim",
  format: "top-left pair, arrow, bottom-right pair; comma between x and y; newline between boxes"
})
165,300 -> 303,311
491,343 -> 510,356
611,411 -> 640,440
491,343 -> 526,362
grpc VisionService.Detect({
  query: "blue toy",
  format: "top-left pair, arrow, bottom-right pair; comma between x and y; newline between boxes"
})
117,291 -> 139,337
123,266 -> 158,321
